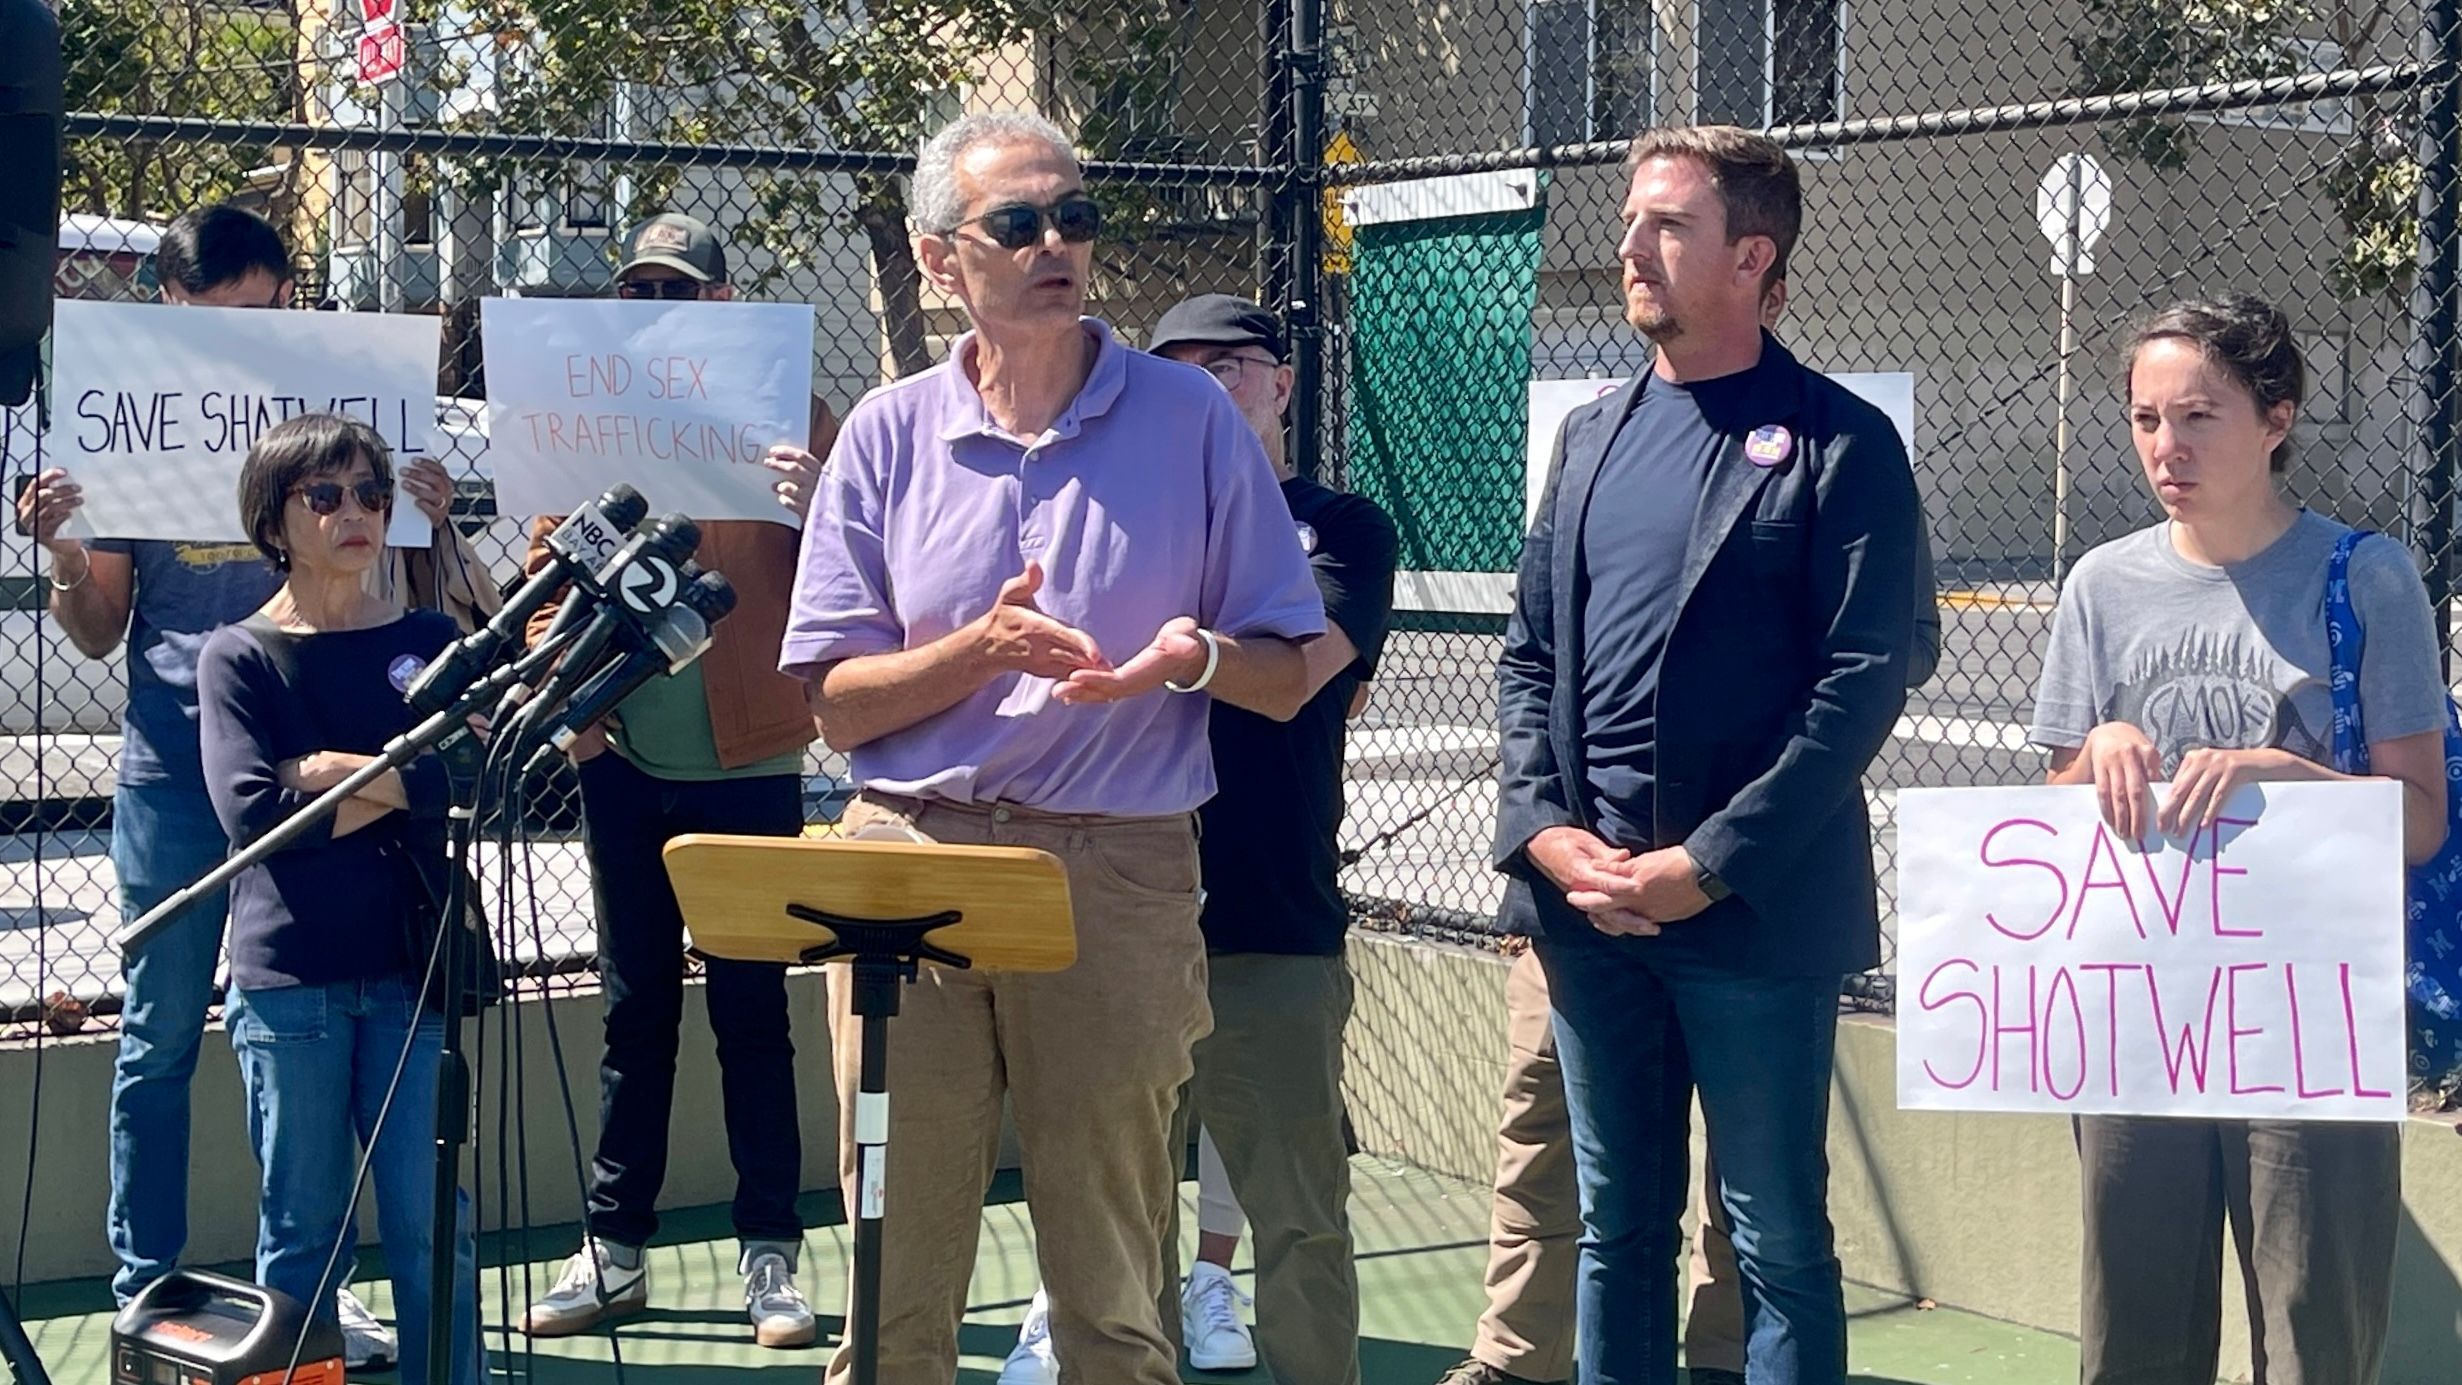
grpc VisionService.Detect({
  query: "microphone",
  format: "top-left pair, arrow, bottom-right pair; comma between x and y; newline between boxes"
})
542,572 -> 739,759
405,484 -> 649,717
514,514 -> 706,735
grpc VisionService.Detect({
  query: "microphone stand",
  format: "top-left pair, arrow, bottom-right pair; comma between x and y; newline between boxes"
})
423,721 -> 489,1385
0,1286 -> 52,1385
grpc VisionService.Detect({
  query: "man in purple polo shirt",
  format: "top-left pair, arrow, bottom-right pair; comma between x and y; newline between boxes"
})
781,110 -> 1325,1385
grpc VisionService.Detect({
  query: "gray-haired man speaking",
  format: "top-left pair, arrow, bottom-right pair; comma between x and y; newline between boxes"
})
781,113 -> 1325,1384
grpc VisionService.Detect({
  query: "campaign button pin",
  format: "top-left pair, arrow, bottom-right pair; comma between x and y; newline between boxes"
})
1745,425 -> 1794,467
388,654 -> 426,694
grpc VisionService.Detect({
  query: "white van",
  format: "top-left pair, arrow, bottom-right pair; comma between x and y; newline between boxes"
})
0,217 -> 175,745
0,225 -> 521,751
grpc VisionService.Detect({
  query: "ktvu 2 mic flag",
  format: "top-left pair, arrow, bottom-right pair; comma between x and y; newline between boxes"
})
1895,781 -> 2408,1123
45,299 -> 440,546
481,298 -> 814,525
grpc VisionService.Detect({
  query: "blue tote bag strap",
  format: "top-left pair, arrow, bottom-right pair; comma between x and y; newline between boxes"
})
2323,529 -> 2371,776
2324,528 -> 2462,1093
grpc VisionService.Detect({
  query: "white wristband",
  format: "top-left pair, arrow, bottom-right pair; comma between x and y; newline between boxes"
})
1164,627 -> 1221,694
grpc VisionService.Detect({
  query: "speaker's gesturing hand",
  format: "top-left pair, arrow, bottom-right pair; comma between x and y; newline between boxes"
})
1054,616 -> 1205,706
972,561 -> 1107,680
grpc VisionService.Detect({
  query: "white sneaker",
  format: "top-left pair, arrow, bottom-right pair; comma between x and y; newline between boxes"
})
996,1288 -> 1059,1385
1179,1263 -> 1257,1372
519,1239 -> 649,1337
741,1246 -> 818,1349
335,1286 -> 397,1371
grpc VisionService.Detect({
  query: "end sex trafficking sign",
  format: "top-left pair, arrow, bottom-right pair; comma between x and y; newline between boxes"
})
1895,781 -> 2407,1122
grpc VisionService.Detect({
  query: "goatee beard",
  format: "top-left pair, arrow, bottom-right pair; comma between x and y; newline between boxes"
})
1629,308 -> 1683,342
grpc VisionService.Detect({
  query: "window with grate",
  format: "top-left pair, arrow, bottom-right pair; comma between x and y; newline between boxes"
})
1696,0 -> 1843,128
1527,0 -> 1654,148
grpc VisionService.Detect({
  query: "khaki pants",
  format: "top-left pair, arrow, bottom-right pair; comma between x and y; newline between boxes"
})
1175,952 -> 1362,1385
1470,949 -> 1747,1381
2077,1115 -> 2399,1385
825,793 -> 1211,1385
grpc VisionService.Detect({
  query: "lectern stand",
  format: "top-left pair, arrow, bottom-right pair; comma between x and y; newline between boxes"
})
663,832 -> 1077,1385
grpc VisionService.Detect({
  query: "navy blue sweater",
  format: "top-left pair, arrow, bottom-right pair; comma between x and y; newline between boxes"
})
197,610 -> 459,991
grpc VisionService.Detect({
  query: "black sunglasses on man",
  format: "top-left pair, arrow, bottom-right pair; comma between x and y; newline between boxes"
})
953,196 -> 1103,251
617,279 -> 707,301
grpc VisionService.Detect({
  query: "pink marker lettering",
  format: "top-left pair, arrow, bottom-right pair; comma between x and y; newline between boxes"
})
1991,965 -> 2041,1093
2209,816 -> 2261,938
2341,963 -> 2394,1099
2225,962 -> 2285,1095
1916,959 -> 1988,1090
2133,823 -> 2201,936
2146,966 -> 2224,1094
1980,818 -> 2067,942
2043,966 -> 2089,1101
2067,823 -> 2147,942
2283,964 -> 2345,1100
2077,962 -> 2141,1097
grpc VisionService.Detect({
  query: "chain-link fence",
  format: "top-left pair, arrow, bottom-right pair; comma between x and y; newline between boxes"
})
1318,0 -> 2462,1011
8,0 -> 1309,1035
5,0 -> 2460,1037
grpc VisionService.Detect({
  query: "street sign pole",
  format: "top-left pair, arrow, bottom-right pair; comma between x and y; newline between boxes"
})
2037,152 -> 2110,588
2053,163 -> 2081,586
355,0 -> 406,314
374,78 -> 403,315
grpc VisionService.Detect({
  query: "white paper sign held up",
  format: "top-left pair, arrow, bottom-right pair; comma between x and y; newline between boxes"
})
1895,781 -> 2407,1123
46,300 -> 440,545
481,298 -> 815,525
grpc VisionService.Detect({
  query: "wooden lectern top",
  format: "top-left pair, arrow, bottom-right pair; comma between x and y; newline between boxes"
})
662,833 -> 1077,973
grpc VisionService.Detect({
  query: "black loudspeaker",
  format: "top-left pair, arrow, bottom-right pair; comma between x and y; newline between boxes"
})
0,0 -> 63,409
109,1270 -> 344,1385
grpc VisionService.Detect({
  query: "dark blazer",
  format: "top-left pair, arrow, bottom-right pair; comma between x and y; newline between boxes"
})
1492,334 -> 1923,977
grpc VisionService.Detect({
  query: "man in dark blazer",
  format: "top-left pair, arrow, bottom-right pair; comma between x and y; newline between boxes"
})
1491,126 -> 1921,1385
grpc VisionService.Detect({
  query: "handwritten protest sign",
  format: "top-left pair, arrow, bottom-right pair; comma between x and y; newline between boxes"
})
480,298 -> 814,524
45,299 -> 439,546
1895,782 -> 2407,1122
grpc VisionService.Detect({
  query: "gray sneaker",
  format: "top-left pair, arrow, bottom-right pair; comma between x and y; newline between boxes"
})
741,1246 -> 817,1349
520,1240 -> 649,1337
997,1288 -> 1058,1385
335,1287 -> 397,1371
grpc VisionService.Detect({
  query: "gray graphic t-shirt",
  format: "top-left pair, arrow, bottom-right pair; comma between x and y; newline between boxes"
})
2031,510 -> 2446,772
91,538 -> 282,788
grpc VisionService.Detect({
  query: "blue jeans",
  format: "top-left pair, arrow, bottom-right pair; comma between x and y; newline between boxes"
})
107,782 -> 232,1304
1533,924 -> 1847,1385
227,976 -> 481,1385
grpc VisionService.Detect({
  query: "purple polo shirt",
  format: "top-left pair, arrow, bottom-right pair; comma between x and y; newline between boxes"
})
781,319 -> 1326,816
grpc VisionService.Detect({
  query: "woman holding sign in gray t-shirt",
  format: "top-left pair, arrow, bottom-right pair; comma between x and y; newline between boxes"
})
2029,296 -> 2448,1384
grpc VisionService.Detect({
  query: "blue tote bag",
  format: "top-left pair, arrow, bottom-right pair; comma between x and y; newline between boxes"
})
2322,529 -> 2462,1101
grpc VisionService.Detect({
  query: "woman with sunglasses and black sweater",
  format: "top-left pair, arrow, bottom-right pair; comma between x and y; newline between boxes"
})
196,412 -> 481,1385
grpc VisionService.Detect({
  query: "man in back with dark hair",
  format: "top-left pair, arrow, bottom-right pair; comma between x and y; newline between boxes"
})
1492,126 -> 1921,1383
153,204 -> 294,306
15,200 -> 478,1372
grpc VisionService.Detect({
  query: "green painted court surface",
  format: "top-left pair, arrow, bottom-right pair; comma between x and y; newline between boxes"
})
14,1159 -> 2078,1382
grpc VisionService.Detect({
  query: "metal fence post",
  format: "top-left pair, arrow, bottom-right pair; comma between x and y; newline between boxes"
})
1280,0 -> 1325,479
2412,0 -> 2462,672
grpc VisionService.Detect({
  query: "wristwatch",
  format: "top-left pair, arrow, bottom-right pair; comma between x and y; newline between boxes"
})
1692,858 -> 1733,903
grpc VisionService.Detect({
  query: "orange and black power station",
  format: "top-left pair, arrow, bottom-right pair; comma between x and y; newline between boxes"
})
109,1269 -> 344,1385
